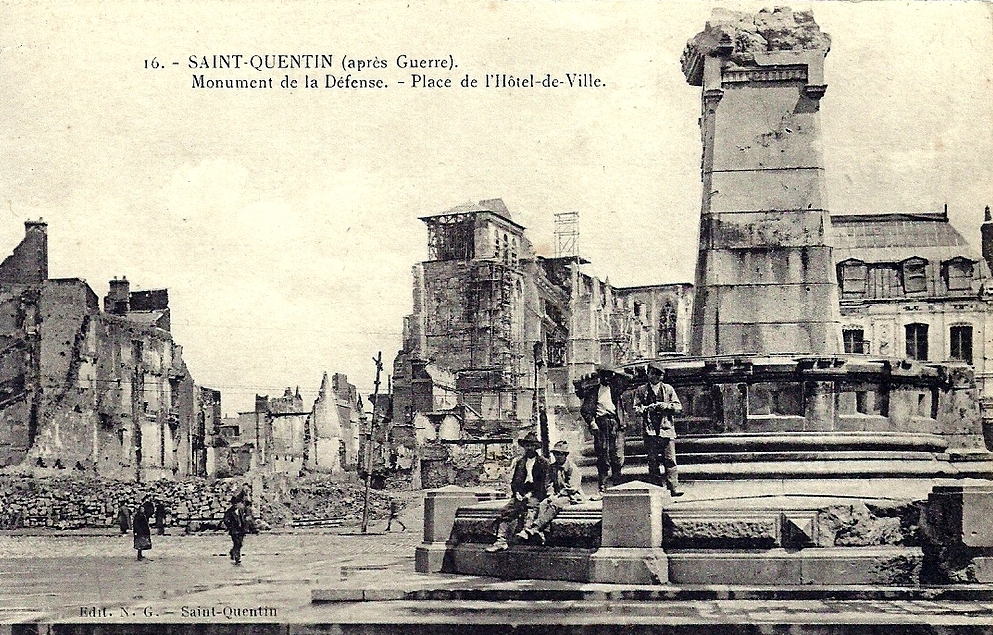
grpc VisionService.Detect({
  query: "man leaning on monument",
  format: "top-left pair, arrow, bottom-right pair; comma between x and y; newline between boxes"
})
486,431 -> 550,552
580,365 -> 627,498
515,439 -> 585,544
633,363 -> 683,497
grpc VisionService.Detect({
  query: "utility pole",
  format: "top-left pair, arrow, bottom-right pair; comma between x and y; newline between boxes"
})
533,341 -> 549,456
361,351 -> 384,534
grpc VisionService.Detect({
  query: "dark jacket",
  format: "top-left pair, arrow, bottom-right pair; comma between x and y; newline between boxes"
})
132,506 -> 152,550
580,377 -> 627,426
223,502 -> 247,536
509,454 -> 551,500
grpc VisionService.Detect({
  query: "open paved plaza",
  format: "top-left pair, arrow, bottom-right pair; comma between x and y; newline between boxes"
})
1,496 -> 992,632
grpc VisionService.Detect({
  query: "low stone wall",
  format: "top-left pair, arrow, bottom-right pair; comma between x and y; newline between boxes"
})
0,474 -> 399,531
0,475 -> 250,530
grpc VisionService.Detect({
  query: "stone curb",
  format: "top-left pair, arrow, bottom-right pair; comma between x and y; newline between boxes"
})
312,584 -> 993,603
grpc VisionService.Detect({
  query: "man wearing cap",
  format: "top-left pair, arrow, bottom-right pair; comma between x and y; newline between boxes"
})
633,364 -> 683,496
486,431 -> 550,552
580,366 -> 627,497
515,440 -> 585,543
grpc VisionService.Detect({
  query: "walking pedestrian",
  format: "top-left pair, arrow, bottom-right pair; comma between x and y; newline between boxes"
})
116,501 -> 131,535
580,365 -> 628,498
132,500 -> 153,561
154,501 -> 167,535
385,498 -> 406,532
633,363 -> 684,496
223,495 -> 248,565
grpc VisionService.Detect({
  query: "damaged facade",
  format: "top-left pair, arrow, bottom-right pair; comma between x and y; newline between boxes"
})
391,199 -> 693,487
223,374 -> 364,477
0,221 -> 208,481
392,199 -> 993,488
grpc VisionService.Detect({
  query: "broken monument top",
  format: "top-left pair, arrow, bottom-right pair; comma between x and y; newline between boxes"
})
682,6 -> 831,86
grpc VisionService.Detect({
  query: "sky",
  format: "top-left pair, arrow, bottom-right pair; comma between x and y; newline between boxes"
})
1,1 -> 991,414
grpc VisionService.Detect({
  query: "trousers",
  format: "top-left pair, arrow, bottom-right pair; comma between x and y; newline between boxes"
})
644,435 -> 678,490
593,414 -> 624,488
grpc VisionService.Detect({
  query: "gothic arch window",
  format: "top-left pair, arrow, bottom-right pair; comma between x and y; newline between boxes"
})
658,301 -> 677,353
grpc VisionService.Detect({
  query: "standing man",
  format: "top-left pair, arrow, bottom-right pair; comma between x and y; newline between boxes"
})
580,366 -> 627,497
633,364 -> 684,497
223,495 -> 248,564
486,431 -> 549,552
515,440 -> 585,544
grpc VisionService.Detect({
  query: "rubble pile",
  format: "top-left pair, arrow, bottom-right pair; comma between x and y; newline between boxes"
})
285,476 -> 397,524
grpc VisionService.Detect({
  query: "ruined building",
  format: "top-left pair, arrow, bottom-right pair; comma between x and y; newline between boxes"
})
226,377 -> 364,476
391,199 -> 692,486
0,221 -> 206,480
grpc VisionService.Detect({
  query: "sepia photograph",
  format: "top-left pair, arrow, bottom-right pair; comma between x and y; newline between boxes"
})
1,1 -> 992,632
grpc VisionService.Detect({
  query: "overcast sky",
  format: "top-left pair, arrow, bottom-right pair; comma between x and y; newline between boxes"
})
1,1 -> 991,414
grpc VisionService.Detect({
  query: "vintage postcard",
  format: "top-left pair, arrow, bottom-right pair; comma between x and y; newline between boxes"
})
1,1 -> 992,632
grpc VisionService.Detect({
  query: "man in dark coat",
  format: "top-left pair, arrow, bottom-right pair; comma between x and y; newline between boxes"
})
223,495 -> 248,564
132,500 -> 153,561
633,364 -> 684,496
486,431 -> 550,552
580,366 -> 628,497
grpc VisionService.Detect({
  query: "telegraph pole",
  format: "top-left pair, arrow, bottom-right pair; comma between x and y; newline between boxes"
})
361,351 -> 384,534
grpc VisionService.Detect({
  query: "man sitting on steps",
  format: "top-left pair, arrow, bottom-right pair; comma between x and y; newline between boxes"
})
486,431 -> 549,552
515,440 -> 585,544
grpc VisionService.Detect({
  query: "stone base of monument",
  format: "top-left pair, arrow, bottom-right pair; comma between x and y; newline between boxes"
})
416,482 -> 993,587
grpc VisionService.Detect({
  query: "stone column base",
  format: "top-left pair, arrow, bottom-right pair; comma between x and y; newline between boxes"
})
589,547 -> 669,584
414,543 -> 452,574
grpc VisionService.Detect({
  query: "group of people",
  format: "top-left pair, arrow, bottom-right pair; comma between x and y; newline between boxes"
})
486,362 -> 683,552
581,363 -> 683,498
486,433 -> 585,552
115,488 -> 257,564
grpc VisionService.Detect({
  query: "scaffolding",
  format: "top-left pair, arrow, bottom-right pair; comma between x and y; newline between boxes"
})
554,212 -> 580,259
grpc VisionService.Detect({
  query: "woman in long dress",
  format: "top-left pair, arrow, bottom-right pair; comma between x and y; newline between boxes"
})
132,500 -> 154,560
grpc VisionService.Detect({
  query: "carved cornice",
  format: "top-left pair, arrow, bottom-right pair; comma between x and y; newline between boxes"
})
683,7 -> 830,97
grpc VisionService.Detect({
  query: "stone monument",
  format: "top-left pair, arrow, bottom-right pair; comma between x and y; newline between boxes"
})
415,7 -> 993,587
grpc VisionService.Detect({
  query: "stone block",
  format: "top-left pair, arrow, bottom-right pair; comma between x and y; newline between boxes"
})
663,513 -> 780,548
972,556 -> 993,583
600,481 -> 668,548
589,547 -> 668,584
415,485 -> 480,573
701,210 -> 829,250
923,485 -> 993,548
713,280 -> 839,325
711,83 -> 823,172
695,243 -> 835,287
709,167 -> 825,214
448,544 -> 593,582
800,547 -> 922,586
422,485 -> 479,543
413,543 -> 449,574
667,550 -> 802,585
